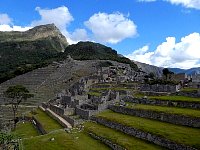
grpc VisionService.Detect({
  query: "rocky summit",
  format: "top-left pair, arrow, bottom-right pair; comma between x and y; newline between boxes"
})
0,24 -> 68,51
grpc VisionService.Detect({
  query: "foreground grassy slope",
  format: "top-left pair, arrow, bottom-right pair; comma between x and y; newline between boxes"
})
21,129 -> 110,150
85,122 -> 162,150
127,103 -> 200,117
97,110 -> 200,149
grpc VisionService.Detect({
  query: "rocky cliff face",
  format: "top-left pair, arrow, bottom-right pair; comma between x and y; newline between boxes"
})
0,24 -> 68,52
133,61 -> 163,77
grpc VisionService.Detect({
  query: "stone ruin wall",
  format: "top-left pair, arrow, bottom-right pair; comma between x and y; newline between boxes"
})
140,84 -> 178,93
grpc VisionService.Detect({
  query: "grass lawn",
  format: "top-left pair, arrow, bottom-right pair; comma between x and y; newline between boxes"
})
22,129 -> 110,150
97,110 -> 200,149
148,95 -> 200,103
127,103 -> 200,118
84,122 -> 162,150
31,109 -> 63,133
13,122 -> 39,138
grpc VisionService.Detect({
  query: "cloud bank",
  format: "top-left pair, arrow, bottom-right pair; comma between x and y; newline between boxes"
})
139,0 -> 200,10
126,33 -> 200,69
85,12 -> 137,44
0,13 -> 31,31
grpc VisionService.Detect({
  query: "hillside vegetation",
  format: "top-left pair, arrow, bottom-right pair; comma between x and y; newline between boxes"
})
0,24 -> 68,83
64,41 -> 138,70
0,25 -> 138,83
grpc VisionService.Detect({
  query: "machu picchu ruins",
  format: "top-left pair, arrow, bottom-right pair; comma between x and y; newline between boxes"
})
0,19 -> 200,150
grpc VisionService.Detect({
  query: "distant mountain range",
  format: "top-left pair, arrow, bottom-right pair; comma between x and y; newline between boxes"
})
132,61 -> 163,77
168,67 -> 200,75
131,61 -> 200,76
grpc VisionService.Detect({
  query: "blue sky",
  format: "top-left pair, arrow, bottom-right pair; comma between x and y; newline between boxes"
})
0,0 -> 200,69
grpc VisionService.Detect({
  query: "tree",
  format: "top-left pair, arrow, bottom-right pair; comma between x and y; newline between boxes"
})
4,85 -> 33,129
148,72 -> 155,80
162,68 -> 170,80
0,132 -> 14,150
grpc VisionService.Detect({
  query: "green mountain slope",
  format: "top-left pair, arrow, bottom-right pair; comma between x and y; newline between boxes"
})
0,24 -> 68,83
64,41 -> 138,70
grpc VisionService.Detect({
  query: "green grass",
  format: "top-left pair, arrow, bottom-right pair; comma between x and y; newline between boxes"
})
84,122 -> 162,150
148,95 -> 200,103
31,109 -> 63,133
22,129 -> 110,150
90,87 -> 132,92
12,122 -> 39,139
127,103 -> 200,117
180,88 -> 199,92
87,91 -> 102,97
97,110 -> 200,149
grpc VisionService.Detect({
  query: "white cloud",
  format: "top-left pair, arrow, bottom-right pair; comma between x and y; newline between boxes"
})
30,6 -> 91,44
0,13 -> 32,31
126,33 -> 200,69
31,6 -> 74,42
84,12 -> 137,44
69,28 -> 89,43
0,13 -> 12,25
32,6 -> 73,30
0,24 -> 32,31
166,0 -> 200,10
138,0 -> 200,10
126,45 -> 154,64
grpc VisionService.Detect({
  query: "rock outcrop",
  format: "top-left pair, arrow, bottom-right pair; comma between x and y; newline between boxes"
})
0,24 -> 68,51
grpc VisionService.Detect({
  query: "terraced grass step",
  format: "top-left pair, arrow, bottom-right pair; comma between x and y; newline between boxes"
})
95,110 -> 200,149
84,122 -> 163,150
21,129 -> 110,150
29,109 -> 63,133
124,96 -> 200,109
13,122 -> 40,139
127,103 -> 200,118
109,104 -> 200,128
148,95 -> 200,103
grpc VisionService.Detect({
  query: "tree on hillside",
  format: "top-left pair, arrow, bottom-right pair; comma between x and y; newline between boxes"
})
0,132 -> 15,150
162,68 -> 170,80
4,85 -> 33,129
148,72 -> 155,80
162,68 -> 175,81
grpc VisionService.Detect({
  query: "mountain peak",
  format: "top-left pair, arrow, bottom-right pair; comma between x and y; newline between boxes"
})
0,24 -> 68,50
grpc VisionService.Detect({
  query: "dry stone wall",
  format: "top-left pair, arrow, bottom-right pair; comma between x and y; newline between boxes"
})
89,132 -> 125,150
32,116 -> 47,134
62,115 -> 83,127
123,96 -> 200,109
91,117 -> 197,150
140,84 -> 178,93
175,91 -> 200,98
109,105 -> 200,128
